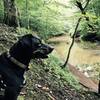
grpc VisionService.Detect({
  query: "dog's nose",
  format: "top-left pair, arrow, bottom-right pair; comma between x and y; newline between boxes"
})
49,46 -> 54,53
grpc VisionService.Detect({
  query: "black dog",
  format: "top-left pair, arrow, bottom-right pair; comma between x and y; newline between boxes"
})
0,34 -> 53,100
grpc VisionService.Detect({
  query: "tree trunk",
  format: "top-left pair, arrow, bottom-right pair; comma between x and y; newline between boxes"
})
3,0 -> 19,27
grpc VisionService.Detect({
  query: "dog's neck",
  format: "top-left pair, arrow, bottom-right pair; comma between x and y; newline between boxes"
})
9,42 -> 33,66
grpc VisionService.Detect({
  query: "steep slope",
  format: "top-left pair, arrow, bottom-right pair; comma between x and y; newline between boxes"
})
0,24 -> 99,100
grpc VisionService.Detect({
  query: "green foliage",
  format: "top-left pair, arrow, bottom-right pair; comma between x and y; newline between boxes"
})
88,0 -> 100,16
69,0 -> 100,38
15,0 -> 68,39
78,13 -> 100,36
16,27 -> 33,35
0,0 -> 70,39
44,54 -> 81,89
0,0 -> 4,22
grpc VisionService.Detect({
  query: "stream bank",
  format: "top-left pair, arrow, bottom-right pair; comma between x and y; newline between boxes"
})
48,34 -> 100,80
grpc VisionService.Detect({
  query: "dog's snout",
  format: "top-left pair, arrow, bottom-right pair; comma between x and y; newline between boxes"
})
32,43 -> 54,59
48,46 -> 54,53
40,44 -> 54,54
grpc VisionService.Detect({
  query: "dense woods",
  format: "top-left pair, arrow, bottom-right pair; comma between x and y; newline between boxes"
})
0,0 -> 100,39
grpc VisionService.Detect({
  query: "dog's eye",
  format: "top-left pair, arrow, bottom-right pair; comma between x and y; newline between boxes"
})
38,44 -> 42,47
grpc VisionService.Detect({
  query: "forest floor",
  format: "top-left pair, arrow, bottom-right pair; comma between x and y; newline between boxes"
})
0,24 -> 100,100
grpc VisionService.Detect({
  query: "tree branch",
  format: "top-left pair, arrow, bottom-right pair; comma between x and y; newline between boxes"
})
61,17 -> 82,68
61,0 -> 91,68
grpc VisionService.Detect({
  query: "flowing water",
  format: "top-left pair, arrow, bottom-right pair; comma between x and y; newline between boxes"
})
49,35 -> 100,66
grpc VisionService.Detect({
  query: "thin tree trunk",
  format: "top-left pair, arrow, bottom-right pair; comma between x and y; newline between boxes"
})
3,0 -> 19,27
61,0 -> 91,68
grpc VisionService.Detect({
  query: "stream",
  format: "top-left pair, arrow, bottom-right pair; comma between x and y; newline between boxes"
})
49,35 -> 100,79
49,35 -> 100,65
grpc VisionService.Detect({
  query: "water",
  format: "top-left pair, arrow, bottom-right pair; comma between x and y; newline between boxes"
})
49,35 -> 100,66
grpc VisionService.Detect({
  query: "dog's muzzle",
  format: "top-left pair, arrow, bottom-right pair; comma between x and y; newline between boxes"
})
32,44 -> 54,59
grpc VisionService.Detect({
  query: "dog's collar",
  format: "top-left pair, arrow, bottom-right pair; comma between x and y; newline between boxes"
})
6,52 -> 27,69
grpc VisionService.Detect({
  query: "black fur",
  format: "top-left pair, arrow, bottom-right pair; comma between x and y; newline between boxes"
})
0,34 -> 53,100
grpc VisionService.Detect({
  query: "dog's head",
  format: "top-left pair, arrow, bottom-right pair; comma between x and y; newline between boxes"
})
14,34 -> 53,59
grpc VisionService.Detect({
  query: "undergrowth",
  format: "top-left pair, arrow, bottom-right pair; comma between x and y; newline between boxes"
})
23,54 -> 81,100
